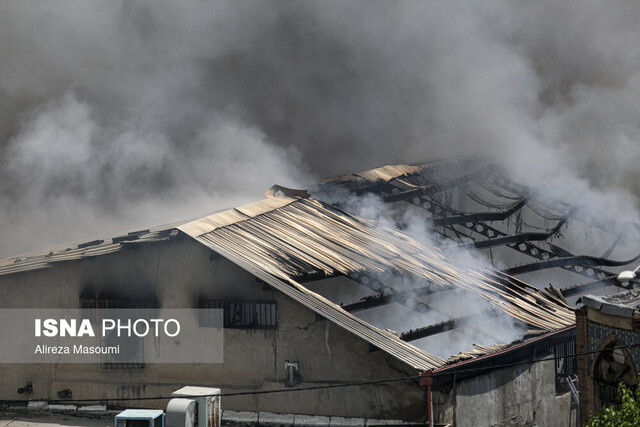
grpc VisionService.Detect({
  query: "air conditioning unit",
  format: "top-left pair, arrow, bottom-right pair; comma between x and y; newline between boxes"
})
171,386 -> 221,427
166,398 -> 196,427
115,409 -> 164,427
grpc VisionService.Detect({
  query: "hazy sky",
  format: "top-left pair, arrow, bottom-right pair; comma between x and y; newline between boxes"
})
1,0 -> 640,255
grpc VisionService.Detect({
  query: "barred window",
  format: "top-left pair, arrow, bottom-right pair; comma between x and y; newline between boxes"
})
80,297 -> 156,310
550,337 -> 577,394
200,299 -> 277,329
79,296 -> 155,369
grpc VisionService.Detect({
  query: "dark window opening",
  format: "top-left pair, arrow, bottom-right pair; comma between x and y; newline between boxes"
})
551,337 -> 577,394
200,299 -> 277,329
79,296 -> 155,369
80,297 -> 156,310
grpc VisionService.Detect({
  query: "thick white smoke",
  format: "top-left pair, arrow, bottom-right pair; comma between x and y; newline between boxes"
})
307,190 -> 523,357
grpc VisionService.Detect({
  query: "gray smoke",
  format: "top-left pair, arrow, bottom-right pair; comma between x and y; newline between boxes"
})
305,189 -> 523,357
2,0 -> 640,260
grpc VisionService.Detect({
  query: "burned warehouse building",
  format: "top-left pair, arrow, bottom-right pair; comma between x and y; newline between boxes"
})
3,0 -> 640,425
1,156 -> 639,425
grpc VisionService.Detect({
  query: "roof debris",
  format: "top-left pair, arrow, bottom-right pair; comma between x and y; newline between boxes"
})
180,196 -> 574,332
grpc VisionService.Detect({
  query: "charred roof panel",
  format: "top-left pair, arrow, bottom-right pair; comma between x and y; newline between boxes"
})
179,196 -> 574,334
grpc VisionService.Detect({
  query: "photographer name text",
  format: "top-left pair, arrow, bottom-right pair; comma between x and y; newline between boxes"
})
34,344 -> 120,355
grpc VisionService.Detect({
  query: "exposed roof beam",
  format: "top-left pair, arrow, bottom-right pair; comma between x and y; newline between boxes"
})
486,168 -> 640,244
461,232 -> 561,250
561,278 -> 622,298
405,193 -> 555,259
503,253 -> 640,276
340,284 -> 456,313
343,273 -> 502,343
430,195 -> 533,227
404,194 -> 617,283
399,309 -> 505,342
295,270 -> 344,283
453,206 -> 570,250
382,171 -> 484,203
345,271 -> 456,314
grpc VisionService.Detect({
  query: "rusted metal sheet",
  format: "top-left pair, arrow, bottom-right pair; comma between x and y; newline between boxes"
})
208,394 -> 219,427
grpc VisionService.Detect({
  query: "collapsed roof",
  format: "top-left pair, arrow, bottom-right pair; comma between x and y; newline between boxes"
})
0,196 -> 573,371
179,195 -> 573,332
3,156 -> 635,370
314,156 -> 640,298
178,194 -> 575,369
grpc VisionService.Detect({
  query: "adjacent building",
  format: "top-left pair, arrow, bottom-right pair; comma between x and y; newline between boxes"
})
577,291 -> 640,423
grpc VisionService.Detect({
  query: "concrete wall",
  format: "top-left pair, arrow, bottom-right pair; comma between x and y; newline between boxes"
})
0,235 -> 426,421
434,357 -> 572,427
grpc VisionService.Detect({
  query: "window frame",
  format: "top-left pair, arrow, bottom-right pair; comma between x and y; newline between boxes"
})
79,296 -> 155,369
200,299 -> 278,330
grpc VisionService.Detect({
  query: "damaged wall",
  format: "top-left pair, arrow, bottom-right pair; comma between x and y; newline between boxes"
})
0,235 -> 427,420
434,356 -> 573,427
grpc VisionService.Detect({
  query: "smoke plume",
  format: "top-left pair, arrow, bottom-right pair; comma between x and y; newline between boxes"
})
2,1 -> 639,261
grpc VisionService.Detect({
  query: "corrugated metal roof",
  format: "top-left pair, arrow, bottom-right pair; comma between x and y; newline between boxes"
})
179,195 -> 575,369
0,226 -> 180,277
319,156 -> 483,187
0,190 -> 575,370
199,241 -> 447,370
180,196 -> 574,330
321,164 -> 425,186
437,325 -> 575,370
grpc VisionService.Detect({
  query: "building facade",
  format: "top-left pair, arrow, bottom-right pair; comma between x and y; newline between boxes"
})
577,292 -> 640,424
0,192 -> 581,425
0,234 -> 428,421
427,327 -> 577,426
